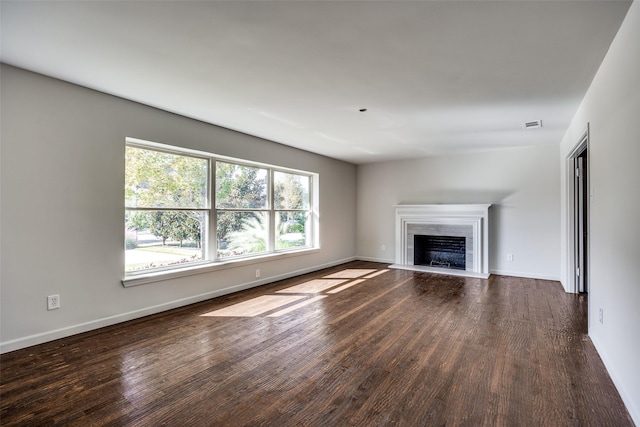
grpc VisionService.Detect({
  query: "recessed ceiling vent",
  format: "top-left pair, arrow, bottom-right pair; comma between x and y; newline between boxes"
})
523,120 -> 543,130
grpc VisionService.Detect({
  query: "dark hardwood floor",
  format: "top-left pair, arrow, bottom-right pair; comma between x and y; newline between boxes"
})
1,261 -> 633,426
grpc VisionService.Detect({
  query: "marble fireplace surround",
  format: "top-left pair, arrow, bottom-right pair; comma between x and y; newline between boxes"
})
390,204 -> 491,278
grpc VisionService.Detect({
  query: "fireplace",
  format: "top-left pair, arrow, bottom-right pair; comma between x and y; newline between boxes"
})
414,235 -> 466,270
391,204 -> 491,278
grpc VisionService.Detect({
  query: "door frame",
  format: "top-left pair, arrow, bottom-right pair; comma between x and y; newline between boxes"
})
566,125 -> 590,295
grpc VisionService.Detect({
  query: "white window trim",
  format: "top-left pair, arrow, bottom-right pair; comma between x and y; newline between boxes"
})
122,247 -> 320,287
124,137 -> 319,286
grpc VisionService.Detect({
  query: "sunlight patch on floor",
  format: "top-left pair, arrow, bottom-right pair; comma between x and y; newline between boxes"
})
201,268 -> 390,318
323,269 -> 377,279
276,279 -> 348,294
201,295 -> 306,317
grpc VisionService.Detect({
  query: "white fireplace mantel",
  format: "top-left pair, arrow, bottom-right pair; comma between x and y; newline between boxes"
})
390,204 -> 491,278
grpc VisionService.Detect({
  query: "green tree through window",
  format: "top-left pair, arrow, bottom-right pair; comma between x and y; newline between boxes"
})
215,161 -> 267,256
274,171 -> 310,250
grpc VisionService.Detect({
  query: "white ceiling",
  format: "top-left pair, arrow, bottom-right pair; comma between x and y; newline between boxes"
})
0,1 -> 632,164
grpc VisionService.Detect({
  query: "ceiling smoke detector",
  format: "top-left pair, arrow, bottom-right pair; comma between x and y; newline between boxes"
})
523,120 -> 543,130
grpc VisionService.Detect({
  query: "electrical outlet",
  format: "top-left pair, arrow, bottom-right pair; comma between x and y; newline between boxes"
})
47,294 -> 60,310
255,269 -> 260,278
381,245 -> 386,252
599,308 -> 604,324
507,254 -> 513,262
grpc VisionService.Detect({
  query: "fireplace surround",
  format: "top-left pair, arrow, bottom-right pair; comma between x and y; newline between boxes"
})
390,204 -> 491,278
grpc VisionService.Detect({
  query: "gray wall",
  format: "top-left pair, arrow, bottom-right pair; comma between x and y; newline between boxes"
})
559,1 -> 640,422
0,65 -> 357,352
356,145 -> 561,280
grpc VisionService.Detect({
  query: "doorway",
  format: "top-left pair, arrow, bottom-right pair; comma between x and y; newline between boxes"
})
568,129 -> 590,294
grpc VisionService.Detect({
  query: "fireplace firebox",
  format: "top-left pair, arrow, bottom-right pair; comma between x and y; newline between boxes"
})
414,235 -> 466,270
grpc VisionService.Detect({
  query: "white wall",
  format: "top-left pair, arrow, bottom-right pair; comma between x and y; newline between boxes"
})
559,2 -> 640,423
356,144 -> 560,280
0,65 -> 357,352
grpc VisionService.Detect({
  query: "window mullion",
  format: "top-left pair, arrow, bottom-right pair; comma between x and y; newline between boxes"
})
209,158 -> 217,261
268,168 -> 275,252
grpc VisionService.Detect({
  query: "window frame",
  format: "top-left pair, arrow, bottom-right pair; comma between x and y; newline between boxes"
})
124,138 -> 318,285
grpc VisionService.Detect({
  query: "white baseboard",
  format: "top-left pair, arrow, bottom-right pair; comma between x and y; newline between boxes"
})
356,256 -> 395,264
355,262 -> 560,282
0,257 -> 356,354
355,261 -> 559,281
390,264 -> 489,279
489,269 -> 560,281
590,334 -> 639,426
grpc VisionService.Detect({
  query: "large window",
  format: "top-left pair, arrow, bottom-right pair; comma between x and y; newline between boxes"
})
125,140 -> 316,275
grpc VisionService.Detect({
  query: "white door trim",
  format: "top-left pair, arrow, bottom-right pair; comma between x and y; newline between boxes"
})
565,125 -> 590,295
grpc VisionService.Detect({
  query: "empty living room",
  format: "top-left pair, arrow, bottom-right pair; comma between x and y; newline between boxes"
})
1,1 -> 638,425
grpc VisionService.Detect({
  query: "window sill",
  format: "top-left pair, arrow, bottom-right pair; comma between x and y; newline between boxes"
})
122,248 -> 320,287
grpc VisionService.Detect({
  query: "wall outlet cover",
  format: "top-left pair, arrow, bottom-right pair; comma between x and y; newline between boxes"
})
47,295 -> 60,310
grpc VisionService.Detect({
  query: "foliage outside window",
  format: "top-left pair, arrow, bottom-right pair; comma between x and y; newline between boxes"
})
125,141 -> 315,275
216,161 -> 269,258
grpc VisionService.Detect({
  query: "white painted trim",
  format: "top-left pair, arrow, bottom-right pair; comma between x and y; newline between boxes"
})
564,126 -> 590,294
391,264 -> 489,279
1,257 -> 356,354
357,260 -> 559,281
591,334 -> 640,426
489,269 -> 560,282
356,256 -> 395,264
123,248 -> 320,287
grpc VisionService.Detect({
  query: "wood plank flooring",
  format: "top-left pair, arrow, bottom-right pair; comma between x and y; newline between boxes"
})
1,261 -> 633,426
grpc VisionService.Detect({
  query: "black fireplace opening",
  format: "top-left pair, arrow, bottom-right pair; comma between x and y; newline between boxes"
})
414,235 -> 466,270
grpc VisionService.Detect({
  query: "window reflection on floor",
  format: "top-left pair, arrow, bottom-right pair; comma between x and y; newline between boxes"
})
275,279 -> 347,294
201,269 -> 390,318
